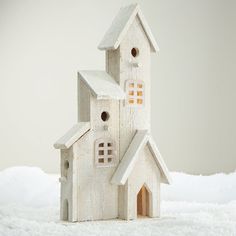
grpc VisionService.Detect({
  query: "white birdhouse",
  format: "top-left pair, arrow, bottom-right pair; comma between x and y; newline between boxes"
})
54,3 -> 171,222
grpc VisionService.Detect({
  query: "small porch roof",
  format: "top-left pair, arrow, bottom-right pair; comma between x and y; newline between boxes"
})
111,130 -> 172,185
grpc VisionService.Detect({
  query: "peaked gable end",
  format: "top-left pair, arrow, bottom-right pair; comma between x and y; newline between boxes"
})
111,130 -> 171,185
98,4 -> 159,52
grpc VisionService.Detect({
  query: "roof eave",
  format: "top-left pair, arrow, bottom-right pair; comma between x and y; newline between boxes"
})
54,122 -> 90,150
98,4 -> 159,53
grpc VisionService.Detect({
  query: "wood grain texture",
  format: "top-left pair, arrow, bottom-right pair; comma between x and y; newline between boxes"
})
54,123 -> 90,149
98,3 -> 159,52
111,130 -> 171,185
78,70 -> 125,100
55,3 -> 170,222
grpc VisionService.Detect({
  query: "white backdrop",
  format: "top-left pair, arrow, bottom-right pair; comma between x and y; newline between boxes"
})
0,0 -> 236,174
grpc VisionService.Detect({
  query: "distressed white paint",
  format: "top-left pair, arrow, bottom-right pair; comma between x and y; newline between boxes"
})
126,145 -> 161,220
78,70 -> 125,100
54,3 -> 171,222
111,130 -> 171,185
54,122 -> 90,149
60,147 -> 78,222
98,3 -> 159,52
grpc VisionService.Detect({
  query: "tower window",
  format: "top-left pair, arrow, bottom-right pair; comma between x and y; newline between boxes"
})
95,138 -> 116,167
125,79 -> 145,107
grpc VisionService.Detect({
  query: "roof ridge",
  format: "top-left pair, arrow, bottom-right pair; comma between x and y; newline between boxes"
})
111,130 -> 171,185
98,4 -> 159,52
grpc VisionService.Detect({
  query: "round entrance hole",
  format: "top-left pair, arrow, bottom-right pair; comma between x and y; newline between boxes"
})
101,111 -> 109,122
131,47 -> 139,57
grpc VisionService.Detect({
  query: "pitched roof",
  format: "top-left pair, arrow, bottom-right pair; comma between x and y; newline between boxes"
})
98,4 -> 159,52
54,122 -> 90,149
111,130 -> 171,185
78,71 -> 125,100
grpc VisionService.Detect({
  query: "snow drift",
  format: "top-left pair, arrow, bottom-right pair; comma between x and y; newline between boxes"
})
162,171 -> 236,203
0,167 -> 236,236
0,166 -> 59,207
0,166 -> 235,207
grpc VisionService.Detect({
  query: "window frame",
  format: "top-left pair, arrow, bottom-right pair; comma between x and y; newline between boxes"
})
95,138 -> 117,167
125,79 -> 145,107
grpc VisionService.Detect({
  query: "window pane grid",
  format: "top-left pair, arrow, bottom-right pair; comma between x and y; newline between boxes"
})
95,138 -> 116,167
126,80 -> 144,106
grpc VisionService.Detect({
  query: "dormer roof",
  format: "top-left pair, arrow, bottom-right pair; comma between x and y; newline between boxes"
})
111,130 -> 171,185
78,70 -> 125,100
98,3 -> 159,52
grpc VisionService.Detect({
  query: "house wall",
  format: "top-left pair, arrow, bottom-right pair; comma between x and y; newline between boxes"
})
60,147 -> 78,222
122,145 -> 161,220
106,49 -> 120,84
73,95 -> 120,221
78,79 -> 90,122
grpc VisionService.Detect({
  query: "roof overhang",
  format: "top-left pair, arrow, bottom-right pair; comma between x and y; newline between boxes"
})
78,70 -> 125,100
98,4 -> 159,52
111,130 -> 172,185
54,122 -> 90,149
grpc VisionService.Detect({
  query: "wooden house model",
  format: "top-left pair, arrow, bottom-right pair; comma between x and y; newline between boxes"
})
54,3 -> 171,222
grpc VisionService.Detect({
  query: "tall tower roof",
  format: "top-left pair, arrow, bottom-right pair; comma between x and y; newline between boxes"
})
98,3 -> 159,52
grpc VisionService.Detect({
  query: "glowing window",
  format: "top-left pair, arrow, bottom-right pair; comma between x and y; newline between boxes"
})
125,79 -> 145,107
95,138 -> 117,167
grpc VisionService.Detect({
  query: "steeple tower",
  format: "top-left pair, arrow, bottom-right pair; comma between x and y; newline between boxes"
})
98,4 -> 159,157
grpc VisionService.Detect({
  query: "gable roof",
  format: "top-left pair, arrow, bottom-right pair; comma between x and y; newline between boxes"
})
111,130 -> 171,185
78,70 -> 125,100
98,4 -> 159,52
54,122 -> 90,149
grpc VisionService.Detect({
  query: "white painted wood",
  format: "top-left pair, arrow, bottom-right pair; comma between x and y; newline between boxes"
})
78,70 -> 125,100
54,122 -> 90,149
126,145 -> 161,219
98,3 -> 159,52
60,148 -> 78,222
54,3 -> 171,222
117,16 -> 152,159
74,95 -> 120,221
78,79 -> 90,122
147,137 -> 172,184
111,130 -> 171,185
111,130 -> 148,185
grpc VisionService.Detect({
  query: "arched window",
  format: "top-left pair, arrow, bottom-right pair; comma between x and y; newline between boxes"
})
95,138 -> 116,167
64,160 -> 69,178
125,79 -> 145,106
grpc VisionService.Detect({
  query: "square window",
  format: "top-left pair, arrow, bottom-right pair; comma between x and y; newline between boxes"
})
126,79 -> 144,107
137,91 -> 142,96
95,139 -> 116,167
99,150 -> 104,155
137,99 -> 143,104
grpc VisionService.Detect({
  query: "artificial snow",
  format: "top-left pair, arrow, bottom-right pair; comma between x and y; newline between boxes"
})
0,167 -> 236,236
